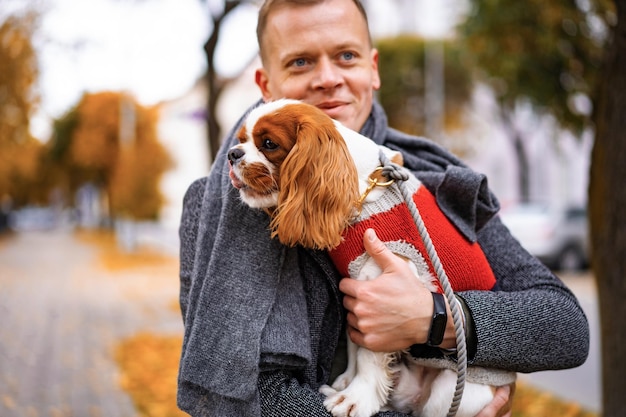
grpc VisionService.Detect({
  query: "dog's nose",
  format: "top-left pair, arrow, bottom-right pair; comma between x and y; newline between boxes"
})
228,148 -> 245,163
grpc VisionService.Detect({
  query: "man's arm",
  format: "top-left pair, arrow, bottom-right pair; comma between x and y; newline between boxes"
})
340,221 -> 589,372
462,216 -> 589,372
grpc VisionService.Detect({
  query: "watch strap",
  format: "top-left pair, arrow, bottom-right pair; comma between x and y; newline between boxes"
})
426,292 -> 447,346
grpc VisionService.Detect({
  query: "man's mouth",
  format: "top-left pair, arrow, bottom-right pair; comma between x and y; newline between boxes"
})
317,101 -> 345,111
316,101 -> 348,118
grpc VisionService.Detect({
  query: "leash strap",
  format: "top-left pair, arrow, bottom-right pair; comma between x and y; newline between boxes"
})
379,150 -> 467,417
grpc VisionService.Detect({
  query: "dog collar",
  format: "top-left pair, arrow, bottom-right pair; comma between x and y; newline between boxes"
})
355,167 -> 395,215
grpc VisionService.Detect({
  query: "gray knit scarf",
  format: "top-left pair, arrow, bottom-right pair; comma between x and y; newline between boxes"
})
178,100 -> 499,415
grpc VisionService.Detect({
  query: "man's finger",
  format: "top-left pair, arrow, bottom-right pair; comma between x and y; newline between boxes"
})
362,228 -> 395,271
475,384 -> 513,417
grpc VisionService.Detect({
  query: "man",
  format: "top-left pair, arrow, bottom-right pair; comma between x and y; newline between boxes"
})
177,0 -> 590,416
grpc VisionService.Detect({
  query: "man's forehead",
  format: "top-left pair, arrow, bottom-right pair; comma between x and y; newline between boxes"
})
265,11 -> 369,54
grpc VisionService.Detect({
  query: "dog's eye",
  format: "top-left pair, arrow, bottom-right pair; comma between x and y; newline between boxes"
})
262,138 -> 279,150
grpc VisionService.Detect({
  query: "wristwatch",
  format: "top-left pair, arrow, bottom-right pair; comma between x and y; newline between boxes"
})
426,292 -> 447,346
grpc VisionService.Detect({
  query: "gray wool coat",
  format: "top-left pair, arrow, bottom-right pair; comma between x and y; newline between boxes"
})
177,101 -> 589,417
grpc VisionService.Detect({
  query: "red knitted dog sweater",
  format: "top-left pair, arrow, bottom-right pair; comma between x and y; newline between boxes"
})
328,184 -> 496,292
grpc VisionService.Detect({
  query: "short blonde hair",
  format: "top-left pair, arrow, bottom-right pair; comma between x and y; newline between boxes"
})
256,0 -> 372,62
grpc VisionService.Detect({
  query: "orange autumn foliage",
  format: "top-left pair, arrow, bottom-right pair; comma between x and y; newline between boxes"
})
71,92 -> 122,175
0,10 -> 45,205
109,106 -> 172,219
63,91 -> 172,220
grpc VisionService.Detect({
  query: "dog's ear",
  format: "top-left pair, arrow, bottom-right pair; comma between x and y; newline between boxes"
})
382,146 -> 404,166
270,108 -> 359,250
390,150 -> 404,166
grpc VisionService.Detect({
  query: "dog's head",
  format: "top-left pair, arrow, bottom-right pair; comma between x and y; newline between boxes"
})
227,99 -> 359,250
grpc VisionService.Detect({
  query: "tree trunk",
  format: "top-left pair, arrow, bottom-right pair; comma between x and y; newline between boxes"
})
204,60 -> 225,164
511,131 -> 530,203
204,1 -> 242,165
204,23 -> 225,165
500,107 -> 531,203
589,1 -> 626,416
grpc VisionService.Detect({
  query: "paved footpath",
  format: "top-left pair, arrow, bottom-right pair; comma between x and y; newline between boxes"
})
0,230 -> 183,417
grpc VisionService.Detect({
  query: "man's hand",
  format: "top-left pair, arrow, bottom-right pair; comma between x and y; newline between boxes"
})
340,229 -> 514,417
339,228 -> 434,351
475,384 -> 515,417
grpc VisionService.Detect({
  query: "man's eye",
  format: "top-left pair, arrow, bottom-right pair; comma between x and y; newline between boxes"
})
341,51 -> 355,61
262,138 -> 279,150
292,58 -> 307,67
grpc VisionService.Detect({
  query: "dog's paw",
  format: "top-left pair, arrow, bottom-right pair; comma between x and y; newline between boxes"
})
319,384 -> 338,397
321,381 -> 384,417
331,372 -> 352,391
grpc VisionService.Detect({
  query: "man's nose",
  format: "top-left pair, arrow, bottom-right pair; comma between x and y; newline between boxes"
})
312,58 -> 342,90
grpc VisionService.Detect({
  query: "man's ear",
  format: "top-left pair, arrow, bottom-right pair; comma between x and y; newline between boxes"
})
255,68 -> 272,101
370,48 -> 381,91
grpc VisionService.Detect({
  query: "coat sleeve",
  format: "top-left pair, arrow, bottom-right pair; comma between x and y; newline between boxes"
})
459,215 -> 590,373
258,371 -> 410,417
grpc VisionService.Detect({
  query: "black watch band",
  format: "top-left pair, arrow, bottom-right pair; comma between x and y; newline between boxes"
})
426,292 -> 447,346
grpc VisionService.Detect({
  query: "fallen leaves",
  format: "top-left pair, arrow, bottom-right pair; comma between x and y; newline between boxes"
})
115,333 -> 186,417
75,229 -> 176,272
512,382 -> 598,417
2,395 -> 16,410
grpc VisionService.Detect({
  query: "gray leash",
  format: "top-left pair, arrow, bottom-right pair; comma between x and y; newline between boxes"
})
379,151 -> 466,417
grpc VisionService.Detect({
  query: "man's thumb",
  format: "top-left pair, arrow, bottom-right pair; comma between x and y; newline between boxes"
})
363,228 -> 395,271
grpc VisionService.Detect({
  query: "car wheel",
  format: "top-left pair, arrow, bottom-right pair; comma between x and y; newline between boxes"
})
556,245 -> 586,271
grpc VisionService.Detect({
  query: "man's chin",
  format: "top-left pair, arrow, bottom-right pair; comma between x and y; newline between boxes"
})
321,108 -> 363,131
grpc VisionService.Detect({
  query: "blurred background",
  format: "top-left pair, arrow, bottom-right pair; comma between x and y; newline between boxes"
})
0,0 -> 617,416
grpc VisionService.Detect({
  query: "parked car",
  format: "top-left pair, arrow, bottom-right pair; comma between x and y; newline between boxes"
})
8,207 -> 58,232
499,204 -> 589,271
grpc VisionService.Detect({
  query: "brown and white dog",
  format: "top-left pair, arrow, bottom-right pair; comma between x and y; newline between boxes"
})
227,99 -> 514,417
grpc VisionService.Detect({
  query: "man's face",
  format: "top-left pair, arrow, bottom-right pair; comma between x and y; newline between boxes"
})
255,0 -> 380,132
